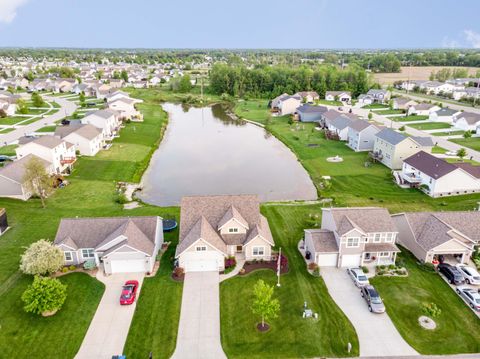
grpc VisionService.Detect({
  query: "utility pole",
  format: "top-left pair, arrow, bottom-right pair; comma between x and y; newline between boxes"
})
200,76 -> 204,101
472,77 -> 480,107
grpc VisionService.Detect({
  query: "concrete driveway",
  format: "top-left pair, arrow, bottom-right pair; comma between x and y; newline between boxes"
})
75,272 -> 144,359
171,271 -> 226,359
321,268 -> 418,357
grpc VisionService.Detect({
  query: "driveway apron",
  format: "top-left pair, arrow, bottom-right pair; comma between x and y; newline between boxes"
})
172,271 -> 227,359
321,268 -> 419,357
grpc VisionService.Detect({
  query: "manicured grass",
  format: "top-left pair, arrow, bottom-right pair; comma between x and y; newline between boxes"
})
389,115 -> 428,122
235,99 -> 271,125
431,145 -> 448,154
221,204 -> 359,358
0,88 -> 180,358
36,125 -> 57,133
0,116 -> 32,126
363,103 -> 389,109
0,127 -> 15,134
27,108 -> 49,115
432,130 -> 465,137
0,273 -> 104,359
0,144 -> 18,156
124,245 -> 182,359
450,137 -> 480,151
375,109 -> 404,115
371,250 -> 480,354
316,99 -> 342,106
407,122 -> 452,130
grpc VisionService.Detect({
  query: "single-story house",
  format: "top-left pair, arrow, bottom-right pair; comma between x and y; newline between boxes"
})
54,216 -> 164,274
325,91 -> 352,103
400,151 -> 480,197
392,211 -> 479,264
453,112 -> 480,132
304,207 -> 400,268
296,104 -> 328,122
358,94 -> 374,106
0,154 -> 53,201
347,119 -> 380,152
295,91 -> 319,103
175,195 -> 275,272
407,103 -> 441,116
429,108 -> 462,123
392,97 -> 417,111
0,208 -> 8,236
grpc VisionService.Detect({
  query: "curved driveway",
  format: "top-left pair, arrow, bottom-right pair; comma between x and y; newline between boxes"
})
321,268 -> 419,357
0,96 -> 77,144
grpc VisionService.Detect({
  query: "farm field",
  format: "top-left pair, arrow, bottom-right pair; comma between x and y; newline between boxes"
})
373,66 -> 480,85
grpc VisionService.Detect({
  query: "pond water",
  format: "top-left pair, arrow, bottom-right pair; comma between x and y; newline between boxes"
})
138,103 -> 317,206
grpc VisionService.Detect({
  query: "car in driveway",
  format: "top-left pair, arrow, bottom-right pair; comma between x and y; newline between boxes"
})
456,265 -> 480,285
347,267 -> 369,287
119,280 -> 139,305
360,285 -> 386,313
456,286 -> 480,311
437,263 -> 465,285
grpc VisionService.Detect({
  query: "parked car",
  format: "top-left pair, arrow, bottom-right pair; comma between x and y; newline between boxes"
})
119,280 -> 139,305
437,263 -> 465,285
456,265 -> 480,285
456,286 -> 480,311
360,285 -> 386,313
347,267 -> 369,287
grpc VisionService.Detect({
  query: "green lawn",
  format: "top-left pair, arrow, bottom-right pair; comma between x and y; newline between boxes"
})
433,130 -> 465,137
371,250 -> 480,354
363,103 -> 389,109
407,122 -> 452,130
375,109 -> 404,115
235,99 -> 271,125
431,145 -> 448,154
0,273 -> 104,359
124,245 -> 182,359
36,125 -> 57,133
450,137 -> 480,151
221,204 -> 359,358
390,115 -> 428,122
0,127 -> 15,134
316,99 -> 343,106
0,88 -> 180,357
0,116 -> 32,126
0,144 -> 18,156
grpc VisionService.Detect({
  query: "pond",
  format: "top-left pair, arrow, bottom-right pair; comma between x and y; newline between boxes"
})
138,103 -> 317,206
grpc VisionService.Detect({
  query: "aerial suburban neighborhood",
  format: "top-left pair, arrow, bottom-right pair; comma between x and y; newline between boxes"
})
1,1 -> 480,359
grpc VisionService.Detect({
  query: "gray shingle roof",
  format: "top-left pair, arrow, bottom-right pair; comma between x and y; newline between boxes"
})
349,119 -> 377,132
410,136 -> 434,147
375,128 -> 407,145
434,108 -> 458,117
305,229 -> 338,253
296,104 -> 328,114
0,154 -> 51,183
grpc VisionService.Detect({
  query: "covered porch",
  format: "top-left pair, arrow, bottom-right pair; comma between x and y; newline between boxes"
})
361,243 -> 401,267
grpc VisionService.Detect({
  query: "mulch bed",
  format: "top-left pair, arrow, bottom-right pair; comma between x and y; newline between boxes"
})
256,323 -> 270,332
171,272 -> 185,282
240,261 -> 289,275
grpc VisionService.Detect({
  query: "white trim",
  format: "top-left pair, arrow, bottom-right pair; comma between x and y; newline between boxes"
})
218,217 -> 249,231
252,246 -> 265,256
81,248 -> 95,260
58,242 -> 76,251
102,244 -> 151,258
346,237 -> 360,248
96,235 -> 127,251
176,237 -> 226,258
64,251 -> 73,261
244,233 -> 274,246
430,237 -> 474,252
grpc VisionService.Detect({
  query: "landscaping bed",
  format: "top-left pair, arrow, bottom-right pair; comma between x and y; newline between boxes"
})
240,258 -> 289,276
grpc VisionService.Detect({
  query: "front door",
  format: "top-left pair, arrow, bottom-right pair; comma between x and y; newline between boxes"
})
236,245 -> 243,252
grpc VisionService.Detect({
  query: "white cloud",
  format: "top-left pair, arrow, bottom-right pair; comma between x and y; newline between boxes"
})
464,29 -> 480,48
0,0 -> 28,24
441,36 -> 459,49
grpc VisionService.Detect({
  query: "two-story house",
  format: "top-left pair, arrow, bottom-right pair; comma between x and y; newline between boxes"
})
81,109 -> 120,140
347,119 -> 380,152
304,207 -> 400,268
107,98 -> 141,120
372,128 -> 433,169
15,135 -> 76,174
55,124 -> 103,156
175,195 -> 275,272
54,216 -> 164,274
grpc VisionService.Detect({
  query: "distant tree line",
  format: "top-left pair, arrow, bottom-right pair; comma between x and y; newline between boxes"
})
209,64 -> 371,98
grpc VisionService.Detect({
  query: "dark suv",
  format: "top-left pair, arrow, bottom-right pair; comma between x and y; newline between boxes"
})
437,263 -> 465,285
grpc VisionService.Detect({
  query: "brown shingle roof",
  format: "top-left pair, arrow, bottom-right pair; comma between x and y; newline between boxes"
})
364,243 -> 400,252
306,229 -> 338,253
326,207 -> 397,235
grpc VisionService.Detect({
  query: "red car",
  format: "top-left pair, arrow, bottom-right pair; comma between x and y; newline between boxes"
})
120,280 -> 139,305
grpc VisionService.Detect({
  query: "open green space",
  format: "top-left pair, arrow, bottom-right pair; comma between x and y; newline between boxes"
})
432,130 -> 465,137
389,115 -> 428,122
316,99 -> 343,106
371,250 -> 480,354
450,137 -> 480,152
221,204 -> 359,358
407,122 -> 452,130
363,103 -> 389,109
375,109 -> 404,115
0,273 -> 105,359
235,99 -> 272,125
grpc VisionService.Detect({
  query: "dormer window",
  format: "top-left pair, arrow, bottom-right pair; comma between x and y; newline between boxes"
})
196,246 -> 207,252
228,228 -> 239,233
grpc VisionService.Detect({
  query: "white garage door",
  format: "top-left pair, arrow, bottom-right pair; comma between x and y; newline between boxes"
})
340,254 -> 361,268
317,253 -> 338,267
110,259 -> 146,273
182,251 -> 221,272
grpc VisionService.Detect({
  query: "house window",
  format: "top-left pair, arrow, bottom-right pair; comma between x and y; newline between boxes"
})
385,233 -> 394,243
228,228 -> 239,233
252,246 -> 265,256
81,249 -> 95,259
379,252 -> 390,257
64,252 -> 73,261
346,238 -> 360,247
374,233 -> 381,243
196,246 -> 207,252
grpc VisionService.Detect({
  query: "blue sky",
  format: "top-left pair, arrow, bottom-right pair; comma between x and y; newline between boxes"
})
0,0 -> 479,49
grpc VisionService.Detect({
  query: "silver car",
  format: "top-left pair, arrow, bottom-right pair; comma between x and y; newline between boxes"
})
456,265 -> 480,285
360,285 -> 386,313
347,267 -> 370,287
456,286 -> 480,311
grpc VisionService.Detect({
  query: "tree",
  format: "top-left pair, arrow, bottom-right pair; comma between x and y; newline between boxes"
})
20,239 -> 64,276
0,109 -> 6,118
16,98 -> 29,114
463,131 -> 472,139
22,156 -> 53,208
120,69 -> 129,82
251,279 -> 280,330
456,148 -> 467,160
79,92 -> 86,107
31,92 -> 45,107
22,276 -> 67,316
178,75 -> 192,93
368,112 -> 373,120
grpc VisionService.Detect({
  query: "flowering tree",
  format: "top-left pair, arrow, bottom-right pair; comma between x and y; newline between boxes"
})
20,240 -> 64,276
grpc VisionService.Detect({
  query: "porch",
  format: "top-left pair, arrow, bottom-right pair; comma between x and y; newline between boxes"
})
361,242 -> 400,267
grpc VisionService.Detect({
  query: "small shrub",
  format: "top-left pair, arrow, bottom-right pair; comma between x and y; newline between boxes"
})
399,125 -> 406,131
173,266 -> 184,277
313,267 -> 320,277
114,193 -> 128,204
308,262 -> 318,271
422,302 -> 441,318
69,265 -> 76,271
225,256 -> 236,269
421,263 -> 436,272
61,267 -> 69,273
361,266 -> 369,273
388,264 -> 396,270
83,260 -> 96,270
